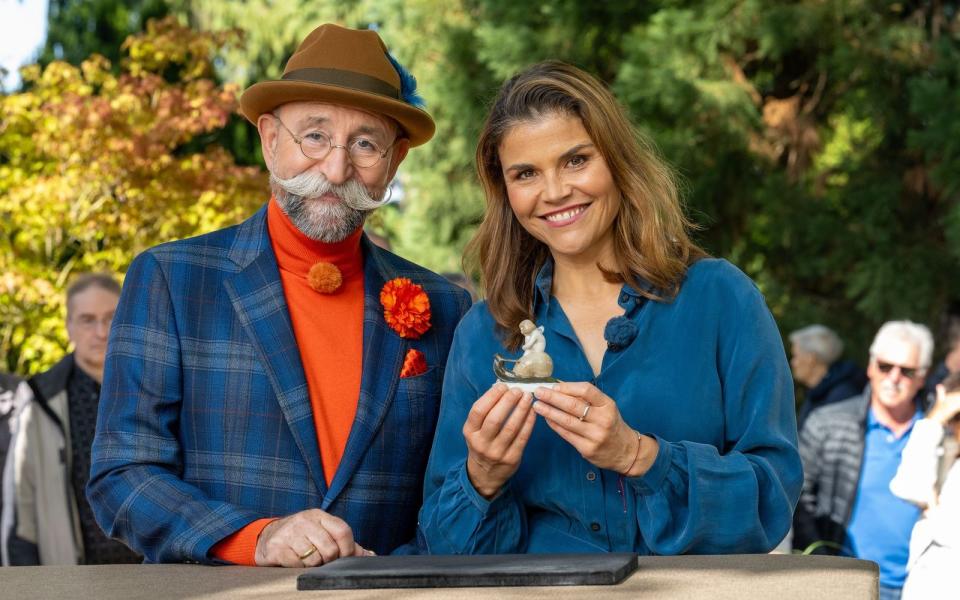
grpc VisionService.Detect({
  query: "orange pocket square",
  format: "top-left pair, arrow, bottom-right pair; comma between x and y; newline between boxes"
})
400,349 -> 428,378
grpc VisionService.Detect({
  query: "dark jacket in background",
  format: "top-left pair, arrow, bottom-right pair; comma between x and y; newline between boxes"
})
2,355 -> 140,565
796,360 -> 867,429
792,389 -> 869,554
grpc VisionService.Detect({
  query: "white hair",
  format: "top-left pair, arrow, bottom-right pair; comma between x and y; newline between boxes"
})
789,325 -> 844,365
869,320 -> 935,369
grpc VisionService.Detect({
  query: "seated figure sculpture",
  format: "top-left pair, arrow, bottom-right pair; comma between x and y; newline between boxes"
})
493,320 -> 556,391
514,320 -> 553,378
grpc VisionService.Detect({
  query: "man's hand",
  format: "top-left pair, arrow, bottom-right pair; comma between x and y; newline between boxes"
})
254,509 -> 373,567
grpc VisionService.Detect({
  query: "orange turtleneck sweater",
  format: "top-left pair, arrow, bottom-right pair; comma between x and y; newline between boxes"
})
210,198 -> 365,565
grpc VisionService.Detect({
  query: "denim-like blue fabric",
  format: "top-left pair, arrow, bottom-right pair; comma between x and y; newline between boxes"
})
419,258 -> 802,555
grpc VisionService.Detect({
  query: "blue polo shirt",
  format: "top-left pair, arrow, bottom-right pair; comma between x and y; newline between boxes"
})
843,407 -> 922,589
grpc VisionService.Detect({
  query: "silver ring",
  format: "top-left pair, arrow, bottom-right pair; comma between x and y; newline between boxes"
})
579,404 -> 591,422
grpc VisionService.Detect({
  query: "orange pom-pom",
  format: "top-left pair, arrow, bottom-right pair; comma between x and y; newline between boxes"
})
307,261 -> 342,293
400,349 -> 428,378
380,277 -> 432,339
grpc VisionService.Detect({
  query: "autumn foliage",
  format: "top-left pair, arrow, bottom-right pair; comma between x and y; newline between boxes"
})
0,17 -> 266,373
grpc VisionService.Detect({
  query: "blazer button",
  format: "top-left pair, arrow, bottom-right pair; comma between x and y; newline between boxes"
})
590,522 -> 601,532
586,471 -> 596,481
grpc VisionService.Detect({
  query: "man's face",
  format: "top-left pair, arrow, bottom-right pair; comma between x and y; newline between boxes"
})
258,101 -> 410,242
66,286 -> 120,377
790,343 -> 821,388
867,339 -> 925,410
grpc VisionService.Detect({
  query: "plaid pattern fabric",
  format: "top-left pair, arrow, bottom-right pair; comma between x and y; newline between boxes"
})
88,205 -> 471,563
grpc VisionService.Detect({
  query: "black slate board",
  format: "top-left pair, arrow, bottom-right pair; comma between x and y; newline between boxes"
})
296,553 -> 638,590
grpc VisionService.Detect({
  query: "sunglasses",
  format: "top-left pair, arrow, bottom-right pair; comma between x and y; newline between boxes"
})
875,360 -> 922,379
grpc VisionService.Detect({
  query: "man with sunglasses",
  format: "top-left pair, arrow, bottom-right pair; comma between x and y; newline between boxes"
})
87,24 -> 471,567
794,320 -> 933,600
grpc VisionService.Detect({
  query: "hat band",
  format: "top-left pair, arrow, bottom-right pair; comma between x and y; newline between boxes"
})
282,68 -> 400,100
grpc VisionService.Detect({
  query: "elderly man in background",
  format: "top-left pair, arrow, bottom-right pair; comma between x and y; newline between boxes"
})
1,273 -> 136,565
87,24 -> 470,567
793,320 -> 933,600
789,324 -> 866,428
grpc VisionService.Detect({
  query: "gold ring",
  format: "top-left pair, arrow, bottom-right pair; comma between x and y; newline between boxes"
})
298,546 -> 317,560
579,404 -> 591,422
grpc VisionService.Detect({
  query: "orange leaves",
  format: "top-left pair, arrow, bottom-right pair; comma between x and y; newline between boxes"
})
122,16 -> 242,82
0,17 -> 262,374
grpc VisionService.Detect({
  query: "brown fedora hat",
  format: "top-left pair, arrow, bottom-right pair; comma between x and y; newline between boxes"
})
239,24 -> 435,147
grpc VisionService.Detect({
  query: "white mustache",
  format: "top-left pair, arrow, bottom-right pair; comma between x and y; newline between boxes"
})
270,170 -> 388,211
880,379 -> 904,396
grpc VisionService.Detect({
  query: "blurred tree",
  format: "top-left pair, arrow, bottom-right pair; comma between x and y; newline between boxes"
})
0,17 -> 264,374
365,0 -> 960,360
17,0 -> 960,364
361,0 -> 665,274
39,0 -> 187,68
613,0 -> 960,358
186,1 -> 368,165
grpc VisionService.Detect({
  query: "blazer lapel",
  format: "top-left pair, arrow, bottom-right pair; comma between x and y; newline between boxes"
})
223,207 -> 328,497
323,238 -> 404,507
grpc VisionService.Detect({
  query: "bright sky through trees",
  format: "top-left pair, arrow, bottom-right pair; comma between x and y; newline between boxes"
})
0,0 -> 48,90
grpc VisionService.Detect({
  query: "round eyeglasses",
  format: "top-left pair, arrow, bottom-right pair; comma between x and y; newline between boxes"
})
273,115 -> 396,169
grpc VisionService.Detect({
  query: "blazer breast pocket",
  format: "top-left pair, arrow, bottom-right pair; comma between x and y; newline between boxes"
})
390,365 -> 443,453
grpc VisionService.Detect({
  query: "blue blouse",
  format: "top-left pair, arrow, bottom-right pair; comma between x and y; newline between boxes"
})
418,258 -> 802,555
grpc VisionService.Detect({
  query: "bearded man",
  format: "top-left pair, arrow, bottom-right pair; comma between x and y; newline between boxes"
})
87,24 -> 471,567
794,320 -> 933,600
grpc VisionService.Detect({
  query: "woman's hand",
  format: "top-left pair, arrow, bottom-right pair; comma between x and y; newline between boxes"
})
463,383 -> 537,499
928,384 -> 960,426
533,382 -> 657,476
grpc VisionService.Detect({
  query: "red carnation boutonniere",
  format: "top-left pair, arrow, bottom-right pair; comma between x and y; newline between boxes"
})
400,349 -> 428,379
380,277 -> 432,339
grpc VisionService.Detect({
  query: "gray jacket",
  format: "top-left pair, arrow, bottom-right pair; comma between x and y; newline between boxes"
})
792,387 -> 870,553
1,355 -> 84,565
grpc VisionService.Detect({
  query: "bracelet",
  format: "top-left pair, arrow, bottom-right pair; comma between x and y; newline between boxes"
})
620,430 -> 643,476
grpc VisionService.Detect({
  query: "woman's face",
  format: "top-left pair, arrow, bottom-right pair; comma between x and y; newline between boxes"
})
498,113 -> 620,266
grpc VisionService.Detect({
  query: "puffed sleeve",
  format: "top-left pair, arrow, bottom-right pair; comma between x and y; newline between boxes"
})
626,263 -> 802,553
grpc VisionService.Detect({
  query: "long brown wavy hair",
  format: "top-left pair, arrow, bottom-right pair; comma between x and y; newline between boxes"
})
465,60 -> 707,350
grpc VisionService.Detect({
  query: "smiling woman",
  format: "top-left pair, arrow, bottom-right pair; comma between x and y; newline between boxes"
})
417,61 -> 803,556
499,115 -> 620,270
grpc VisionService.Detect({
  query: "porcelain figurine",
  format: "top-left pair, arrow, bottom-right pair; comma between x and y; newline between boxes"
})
493,319 -> 558,392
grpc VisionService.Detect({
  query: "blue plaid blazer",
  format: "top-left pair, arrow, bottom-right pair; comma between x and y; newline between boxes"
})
87,205 -> 471,563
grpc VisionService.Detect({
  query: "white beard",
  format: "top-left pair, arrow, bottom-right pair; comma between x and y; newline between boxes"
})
269,169 -> 388,243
